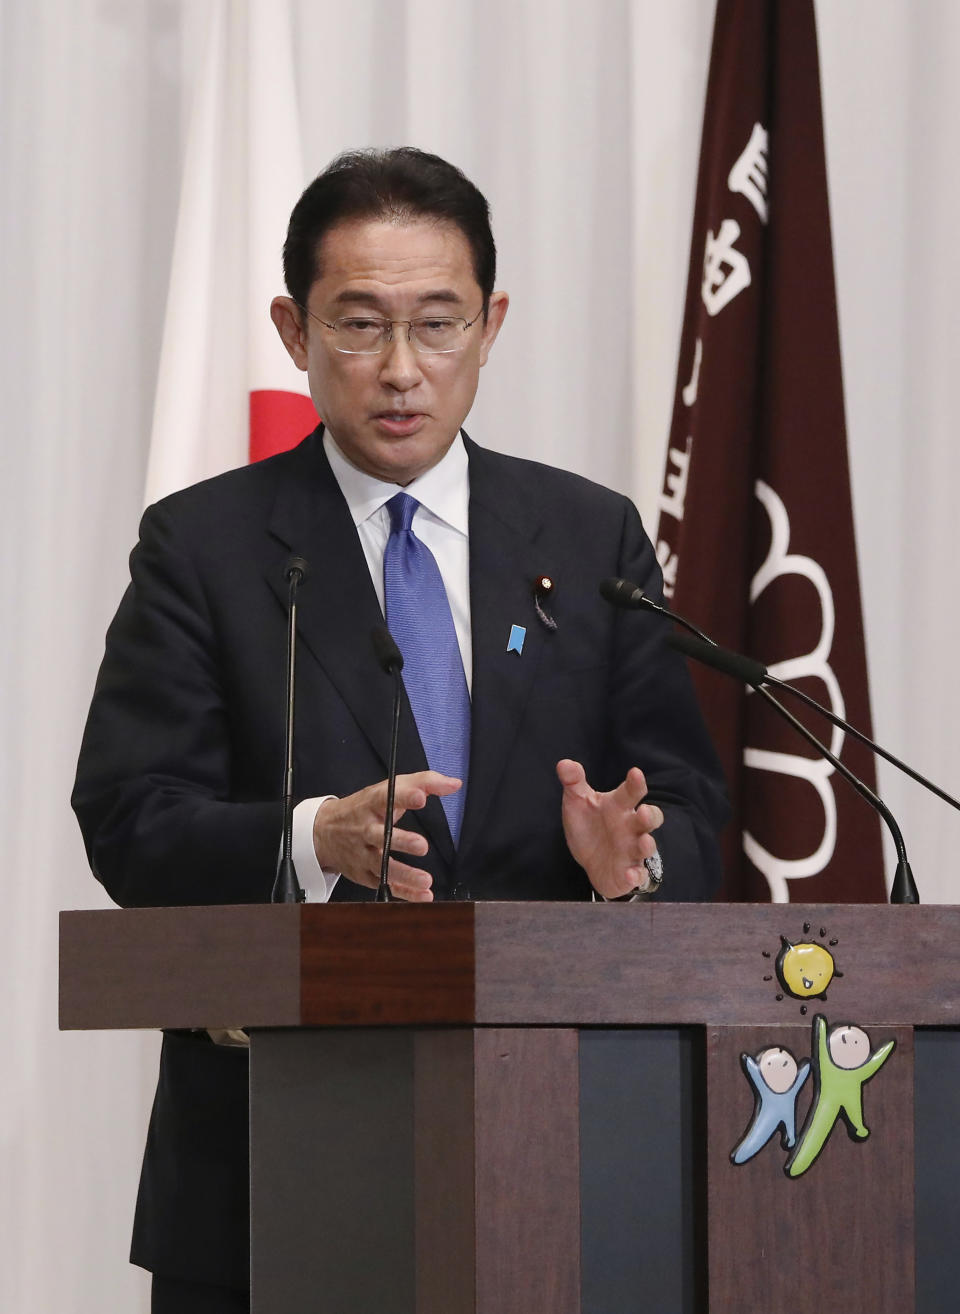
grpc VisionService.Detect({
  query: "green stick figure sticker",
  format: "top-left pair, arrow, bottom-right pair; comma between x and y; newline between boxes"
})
785,1015 -> 895,1177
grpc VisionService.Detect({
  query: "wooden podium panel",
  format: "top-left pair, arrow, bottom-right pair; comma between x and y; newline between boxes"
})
707,1024 -> 914,1314
249,1028 -> 581,1314
60,902 -> 960,1030
59,902 -> 960,1311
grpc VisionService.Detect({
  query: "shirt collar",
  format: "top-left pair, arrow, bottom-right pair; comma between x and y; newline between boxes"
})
324,429 -> 470,536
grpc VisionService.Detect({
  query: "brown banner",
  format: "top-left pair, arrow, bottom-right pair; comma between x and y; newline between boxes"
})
656,0 -> 886,902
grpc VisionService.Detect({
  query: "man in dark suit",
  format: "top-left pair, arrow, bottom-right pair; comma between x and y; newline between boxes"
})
73,148 -> 727,1313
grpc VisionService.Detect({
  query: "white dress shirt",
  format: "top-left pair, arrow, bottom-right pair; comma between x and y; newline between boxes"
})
292,430 -> 472,900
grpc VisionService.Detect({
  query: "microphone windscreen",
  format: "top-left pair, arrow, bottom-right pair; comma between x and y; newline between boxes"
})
599,577 -> 644,609
667,631 -> 767,688
285,555 -> 310,583
371,624 -> 404,674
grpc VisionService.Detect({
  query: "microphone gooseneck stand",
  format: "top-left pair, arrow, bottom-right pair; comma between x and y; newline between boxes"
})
271,556 -> 309,904
684,635 -> 918,904
371,625 -> 405,903
599,577 -> 922,903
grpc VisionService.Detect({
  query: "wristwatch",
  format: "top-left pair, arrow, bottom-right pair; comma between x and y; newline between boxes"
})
601,851 -> 664,902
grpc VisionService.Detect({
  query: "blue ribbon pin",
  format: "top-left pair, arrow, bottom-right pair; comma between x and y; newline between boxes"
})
506,624 -> 526,655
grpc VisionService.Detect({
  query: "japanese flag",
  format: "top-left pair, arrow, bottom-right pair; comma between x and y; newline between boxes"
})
144,0 -> 316,507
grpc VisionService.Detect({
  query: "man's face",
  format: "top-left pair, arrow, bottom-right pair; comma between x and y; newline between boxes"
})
272,217 -> 508,485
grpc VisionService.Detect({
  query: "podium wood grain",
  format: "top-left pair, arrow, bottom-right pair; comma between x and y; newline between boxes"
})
60,901 -> 960,1311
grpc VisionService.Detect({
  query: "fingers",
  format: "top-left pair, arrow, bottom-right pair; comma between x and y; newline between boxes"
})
362,818 -> 431,871
377,823 -> 428,859
390,771 -> 462,816
636,802 -> 664,834
400,769 -> 463,797
313,773 -> 457,894
615,854 -> 658,896
556,758 -> 589,794
611,769 -> 664,834
609,826 -> 657,890
385,855 -> 434,903
558,761 -> 662,836
613,765 -> 649,810
557,757 -> 666,899
636,830 -> 658,862
625,813 -> 660,862
348,824 -> 434,899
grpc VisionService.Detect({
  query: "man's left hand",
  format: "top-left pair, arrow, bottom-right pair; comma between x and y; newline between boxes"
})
556,759 -> 664,900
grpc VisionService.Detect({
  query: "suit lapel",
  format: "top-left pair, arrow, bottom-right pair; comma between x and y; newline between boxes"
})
460,439 -> 553,860
265,432 -> 453,863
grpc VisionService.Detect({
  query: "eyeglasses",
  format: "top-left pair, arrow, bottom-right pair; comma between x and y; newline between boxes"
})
300,306 -> 485,355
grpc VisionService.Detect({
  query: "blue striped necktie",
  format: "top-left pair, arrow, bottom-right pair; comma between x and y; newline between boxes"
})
383,491 -> 470,844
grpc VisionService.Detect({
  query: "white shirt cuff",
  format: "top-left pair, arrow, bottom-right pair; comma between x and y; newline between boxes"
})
292,796 -> 341,902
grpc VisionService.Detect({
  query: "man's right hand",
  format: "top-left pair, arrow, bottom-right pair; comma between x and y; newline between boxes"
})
311,771 -> 461,901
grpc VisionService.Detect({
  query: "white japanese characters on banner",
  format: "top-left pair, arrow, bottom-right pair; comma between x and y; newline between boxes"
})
657,121 -> 770,598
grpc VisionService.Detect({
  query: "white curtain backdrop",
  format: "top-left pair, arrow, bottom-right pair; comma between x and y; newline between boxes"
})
2,1 -> 958,1309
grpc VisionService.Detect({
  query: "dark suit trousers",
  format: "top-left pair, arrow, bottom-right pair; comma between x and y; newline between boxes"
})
151,1274 -> 249,1313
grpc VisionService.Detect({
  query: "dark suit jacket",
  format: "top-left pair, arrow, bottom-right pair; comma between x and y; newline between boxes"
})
72,428 -> 727,1286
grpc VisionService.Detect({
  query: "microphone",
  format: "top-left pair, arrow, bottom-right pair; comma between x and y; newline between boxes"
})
371,625 -> 404,903
603,578 -> 954,807
666,630 -> 960,818
599,576 -> 713,642
665,631 -> 770,691
601,575 -> 959,901
667,630 -> 919,905
286,555 -> 309,586
271,556 -> 309,903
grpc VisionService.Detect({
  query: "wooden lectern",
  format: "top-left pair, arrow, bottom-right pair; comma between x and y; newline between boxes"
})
59,902 -> 960,1313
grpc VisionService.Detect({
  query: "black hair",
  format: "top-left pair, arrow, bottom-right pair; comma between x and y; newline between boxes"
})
282,147 -> 496,312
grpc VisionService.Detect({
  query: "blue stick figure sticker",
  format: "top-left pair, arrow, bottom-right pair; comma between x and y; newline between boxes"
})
506,624 -> 526,655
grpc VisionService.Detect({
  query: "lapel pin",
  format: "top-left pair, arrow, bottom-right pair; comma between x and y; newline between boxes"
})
533,574 -> 558,631
507,624 -> 526,655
